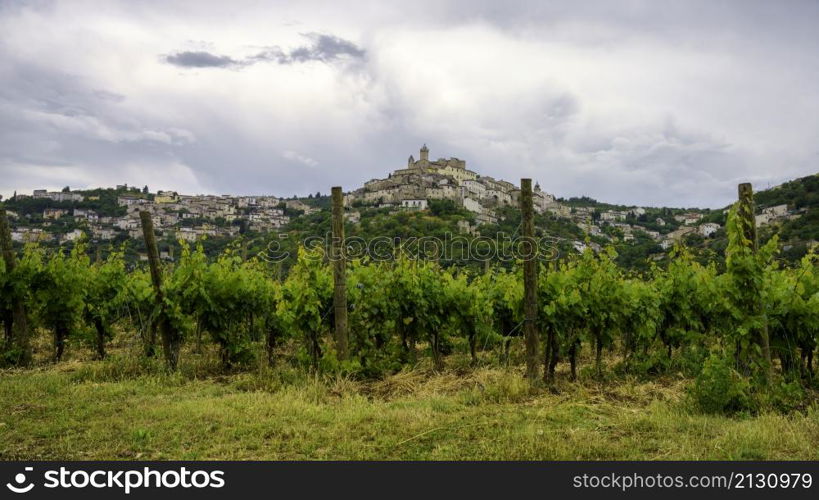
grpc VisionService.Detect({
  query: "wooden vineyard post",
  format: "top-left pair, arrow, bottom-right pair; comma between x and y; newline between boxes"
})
520,179 -> 540,383
331,187 -> 349,361
139,211 -> 179,370
0,208 -> 32,366
737,183 -> 772,382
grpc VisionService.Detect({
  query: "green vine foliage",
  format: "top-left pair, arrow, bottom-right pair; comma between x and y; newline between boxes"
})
37,242 -> 91,361
0,218 -> 817,401
447,270 -> 495,366
539,259 -> 586,377
619,278 -> 661,362
766,253 -> 819,377
84,248 -> 127,358
575,247 -> 626,376
121,268 -> 158,356
391,257 -> 452,370
1,243 -> 43,365
348,259 -> 401,376
725,204 -> 778,376
189,245 -> 278,369
653,248 -> 711,357
278,246 -> 333,369
483,267 -> 523,343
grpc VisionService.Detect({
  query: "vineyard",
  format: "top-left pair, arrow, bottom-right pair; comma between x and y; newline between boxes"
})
2,185 -> 819,425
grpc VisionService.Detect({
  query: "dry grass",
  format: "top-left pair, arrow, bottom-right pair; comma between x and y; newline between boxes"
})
1,337 -> 817,460
0,366 -> 816,460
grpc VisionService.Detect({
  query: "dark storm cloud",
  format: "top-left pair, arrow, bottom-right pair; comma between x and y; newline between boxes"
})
284,33 -> 366,63
165,33 -> 365,69
165,51 -> 238,68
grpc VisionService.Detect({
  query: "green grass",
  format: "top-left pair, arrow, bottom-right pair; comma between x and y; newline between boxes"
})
2,349 -> 818,460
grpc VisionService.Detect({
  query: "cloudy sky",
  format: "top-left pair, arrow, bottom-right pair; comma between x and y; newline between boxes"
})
1,0 -> 817,207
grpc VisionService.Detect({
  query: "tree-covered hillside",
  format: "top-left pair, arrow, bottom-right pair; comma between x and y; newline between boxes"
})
692,174 -> 819,262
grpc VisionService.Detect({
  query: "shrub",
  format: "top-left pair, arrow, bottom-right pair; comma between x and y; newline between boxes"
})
690,352 -> 751,415
756,379 -> 806,413
670,341 -> 710,377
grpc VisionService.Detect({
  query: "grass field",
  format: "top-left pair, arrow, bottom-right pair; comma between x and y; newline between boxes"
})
2,342 -> 818,461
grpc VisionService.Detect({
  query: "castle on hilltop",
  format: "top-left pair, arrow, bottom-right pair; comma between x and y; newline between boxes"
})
346,145 -> 555,224
395,144 -> 476,184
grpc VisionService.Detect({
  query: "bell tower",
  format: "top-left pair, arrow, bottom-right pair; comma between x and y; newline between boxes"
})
420,144 -> 429,162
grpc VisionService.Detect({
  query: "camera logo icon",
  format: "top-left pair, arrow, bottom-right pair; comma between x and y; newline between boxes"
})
6,467 -> 35,494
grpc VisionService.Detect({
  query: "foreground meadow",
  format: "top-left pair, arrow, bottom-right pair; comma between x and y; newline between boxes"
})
1,343 -> 817,461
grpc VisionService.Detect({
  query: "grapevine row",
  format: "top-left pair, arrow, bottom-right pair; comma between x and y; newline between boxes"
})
1,207 -> 817,388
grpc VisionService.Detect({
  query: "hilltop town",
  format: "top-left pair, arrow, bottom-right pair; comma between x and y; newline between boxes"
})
1,145 -> 813,263
345,146 -> 803,253
346,145 -> 556,226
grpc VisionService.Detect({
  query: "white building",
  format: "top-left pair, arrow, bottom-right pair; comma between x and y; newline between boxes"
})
11,228 -> 52,243
461,197 -> 483,214
53,192 -> 84,202
91,227 -> 117,240
118,196 -> 147,207
462,180 -> 486,199
116,218 -> 140,230
476,211 -> 498,225
762,204 -> 788,217
33,189 -> 84,202
401,199 -> 428,210
600,211 -> 627,222
61,229 -> 85,243
73,208 -> 98,222
698,222 -> 721,237
674,213 -> 702,225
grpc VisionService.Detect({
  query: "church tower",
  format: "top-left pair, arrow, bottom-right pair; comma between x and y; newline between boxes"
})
420,144 -> 429,162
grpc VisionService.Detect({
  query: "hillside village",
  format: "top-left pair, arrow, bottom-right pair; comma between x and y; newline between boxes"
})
4,187 -> 312,247
1,145 -> 813,262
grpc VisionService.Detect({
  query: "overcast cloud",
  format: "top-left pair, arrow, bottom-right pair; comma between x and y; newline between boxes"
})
1,0 -> 817,207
